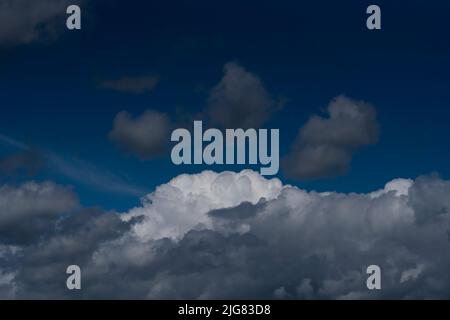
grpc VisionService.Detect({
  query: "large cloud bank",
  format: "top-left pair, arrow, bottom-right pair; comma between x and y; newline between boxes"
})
1,171 -> 450,299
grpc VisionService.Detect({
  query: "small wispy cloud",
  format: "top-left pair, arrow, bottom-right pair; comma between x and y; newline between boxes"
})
99,75 -> 160,94
47,152 -> 146,196
0,134 -> 28,150
0,134 -> 146,197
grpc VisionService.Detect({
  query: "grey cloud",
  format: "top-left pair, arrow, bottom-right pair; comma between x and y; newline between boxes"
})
100,75 -> 160,94
408,174 -> 450,225
283,95 -> 379,180
207,62 -> 276,129
209,199 -> 267,221
2,171 -> 450,299
109,110 -> 172,160
14,209 -> 135,299
0,181 -> 79,245
0,0 -> 80,46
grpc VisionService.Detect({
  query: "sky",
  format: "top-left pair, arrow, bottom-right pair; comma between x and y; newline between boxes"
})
1,0 -> 449,210
1,0 -> 450,299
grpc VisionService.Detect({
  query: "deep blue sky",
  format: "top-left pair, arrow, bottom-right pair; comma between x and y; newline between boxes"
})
1,0 -> 449,210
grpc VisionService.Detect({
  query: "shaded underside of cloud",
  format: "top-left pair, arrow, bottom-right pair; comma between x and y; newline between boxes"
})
1,170 -> 450,299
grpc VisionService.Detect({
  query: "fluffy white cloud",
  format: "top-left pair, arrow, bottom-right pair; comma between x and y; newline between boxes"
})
122,170 -> 283,240
123,171 -> 416,243
369,178 -> 413,198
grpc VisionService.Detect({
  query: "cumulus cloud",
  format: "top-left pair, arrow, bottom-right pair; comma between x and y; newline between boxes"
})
3,170 -> 450,299
407,174 -> 450,225
207,62 -> 276,129
122,170 -> 283,241
0,0 -> 81,46
100,75 -> 160,94
13,208 -> 135,299
109,110 -> 172,160
283,95 -> 379,180
0,181 -> 79,245
107,62 -> 278,160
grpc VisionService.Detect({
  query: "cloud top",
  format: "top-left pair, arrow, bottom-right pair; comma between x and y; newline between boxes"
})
122,170 -> 283,240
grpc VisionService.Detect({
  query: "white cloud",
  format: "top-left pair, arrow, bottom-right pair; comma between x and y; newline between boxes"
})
369,178 -> 413,198
123,171 -> 417,243
122,170 -> 283,240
